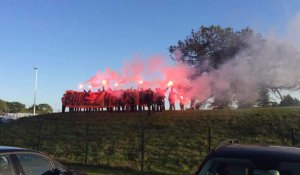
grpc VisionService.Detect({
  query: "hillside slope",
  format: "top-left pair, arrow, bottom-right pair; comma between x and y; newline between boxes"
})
1,107 -> 300,174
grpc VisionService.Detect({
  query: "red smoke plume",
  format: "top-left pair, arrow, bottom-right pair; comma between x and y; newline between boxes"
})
85,56 -> 211,104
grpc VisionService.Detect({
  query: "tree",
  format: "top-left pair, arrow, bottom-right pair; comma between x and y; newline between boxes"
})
37,103 -> 53,114
257,86 -> 270,107
0,99 -> 8,114
7,102 -> 27,113
280,95 -> 300,106
169,25 -> 256,74
28,103 -> 53,114
169,25 -> 259,108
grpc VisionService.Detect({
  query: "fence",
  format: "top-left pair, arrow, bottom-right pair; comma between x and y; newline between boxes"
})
0,112 -> 299,174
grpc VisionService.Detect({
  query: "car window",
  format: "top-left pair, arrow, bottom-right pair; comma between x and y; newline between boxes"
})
0,155 -> 13,175
278,162 -> 300,175
16,154 -> 53,175
197,158 -> 286,175
198,158 -> 253,175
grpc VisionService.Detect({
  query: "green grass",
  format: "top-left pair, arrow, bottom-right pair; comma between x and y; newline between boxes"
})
1,107 -> 300,174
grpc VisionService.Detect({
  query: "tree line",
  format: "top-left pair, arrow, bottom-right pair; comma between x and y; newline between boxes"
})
0,99 -> 53,115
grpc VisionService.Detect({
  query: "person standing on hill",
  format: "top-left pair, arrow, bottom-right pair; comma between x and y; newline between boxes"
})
169,87 -> 176,110
179,95 -> 185,111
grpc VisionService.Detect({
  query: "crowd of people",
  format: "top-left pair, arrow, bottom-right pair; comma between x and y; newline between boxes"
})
61,86 -> 191,113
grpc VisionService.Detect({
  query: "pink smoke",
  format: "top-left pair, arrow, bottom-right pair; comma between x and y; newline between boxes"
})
85,56 -> 212,104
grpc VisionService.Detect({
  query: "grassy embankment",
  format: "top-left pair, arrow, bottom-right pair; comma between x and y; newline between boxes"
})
1,107 -> 300,175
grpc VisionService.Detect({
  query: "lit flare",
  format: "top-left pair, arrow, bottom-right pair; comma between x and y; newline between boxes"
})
167,80 -> 174,87
102,79 -> 107,86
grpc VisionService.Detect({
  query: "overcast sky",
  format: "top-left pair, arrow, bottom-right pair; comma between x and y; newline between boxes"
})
1,0 -> 300,111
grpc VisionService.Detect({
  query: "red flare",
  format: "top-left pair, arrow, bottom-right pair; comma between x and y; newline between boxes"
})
167,80 -> 174,87
79,84 -> 84,89
102,79 -> 107,86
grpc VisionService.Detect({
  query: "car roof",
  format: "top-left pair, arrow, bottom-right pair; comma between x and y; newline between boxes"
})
0,146 -> 33,153
210,144 -> 300,164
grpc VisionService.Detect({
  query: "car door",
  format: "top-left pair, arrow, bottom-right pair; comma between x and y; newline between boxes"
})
0,154 -> 14,175
13,153 -> 54,175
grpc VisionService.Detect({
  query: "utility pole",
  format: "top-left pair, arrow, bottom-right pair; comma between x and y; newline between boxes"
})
33,67 -> 38,116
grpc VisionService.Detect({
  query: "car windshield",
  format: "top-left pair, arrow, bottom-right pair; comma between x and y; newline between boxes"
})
198,158 -> 300,175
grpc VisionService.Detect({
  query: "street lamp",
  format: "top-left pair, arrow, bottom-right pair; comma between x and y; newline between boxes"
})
33,67 -> 38,116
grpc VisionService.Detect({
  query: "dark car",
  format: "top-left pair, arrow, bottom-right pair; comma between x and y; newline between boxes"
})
0,118 -> 13,125
0,146 -> 84,175
195,140 -> 300,175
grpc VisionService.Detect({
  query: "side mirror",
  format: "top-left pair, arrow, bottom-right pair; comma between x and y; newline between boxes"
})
53,169 -> 62,175
53,169 -> 72,175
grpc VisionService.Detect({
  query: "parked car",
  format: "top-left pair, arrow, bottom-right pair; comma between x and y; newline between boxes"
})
0,118 -> 13,125
0,146 -> 86,175
195,140 -> 300,175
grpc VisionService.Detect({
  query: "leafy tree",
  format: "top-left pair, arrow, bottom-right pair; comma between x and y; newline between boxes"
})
37,103 -> 53,114
7,102 -> 27,113
280,95 -> 300,106
257,86 -> 270,107
169,25 -> 256,74
28,103 -> 53,114
169,25 -> 259,108
0,99 -> 8,114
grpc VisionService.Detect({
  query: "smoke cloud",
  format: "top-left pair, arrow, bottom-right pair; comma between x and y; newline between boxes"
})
86,13 -> 300,106
203,13 -> 300,105
87,56 -> 193,92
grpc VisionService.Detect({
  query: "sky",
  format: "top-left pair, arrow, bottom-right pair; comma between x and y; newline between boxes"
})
1,0 -> 300,111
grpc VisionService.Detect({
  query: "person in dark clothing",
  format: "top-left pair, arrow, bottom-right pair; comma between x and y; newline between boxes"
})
155,88 -> 167,112
85,89 -> 95,112
179,95 -> 184,111
168,87 -> 176,110
190,97 -> 196,110
139,88 -> 145,111
145,88 -> 154,112
61,94 -> 66,113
